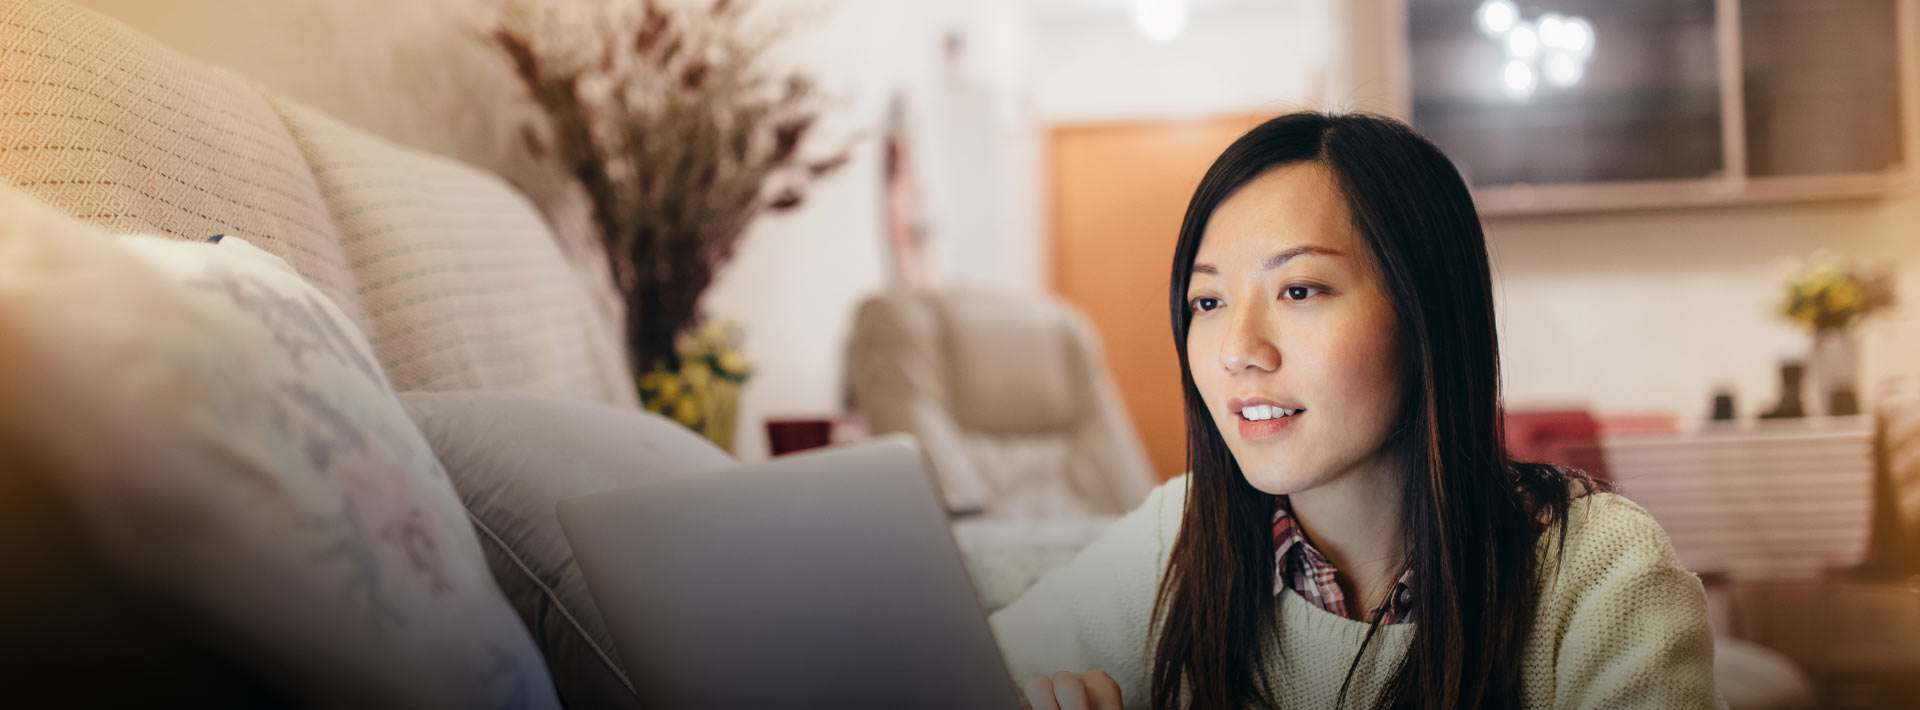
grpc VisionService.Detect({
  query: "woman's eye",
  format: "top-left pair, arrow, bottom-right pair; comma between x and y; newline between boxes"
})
1282,285 -> 1323,301
1190,297 -> 1222,313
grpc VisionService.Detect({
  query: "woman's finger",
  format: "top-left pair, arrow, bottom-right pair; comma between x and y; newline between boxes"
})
1023,674 -> 1061,710
1083,669 -> 1124,710
1051,670 -> 1091,710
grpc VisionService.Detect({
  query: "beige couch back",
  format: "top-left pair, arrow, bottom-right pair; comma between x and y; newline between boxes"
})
0,0 -> 634,407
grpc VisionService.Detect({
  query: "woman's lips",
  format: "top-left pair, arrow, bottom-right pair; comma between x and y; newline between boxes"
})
1237,410 -> 1302,441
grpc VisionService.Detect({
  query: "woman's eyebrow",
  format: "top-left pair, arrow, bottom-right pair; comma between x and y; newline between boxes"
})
1191,245 -> 1344,276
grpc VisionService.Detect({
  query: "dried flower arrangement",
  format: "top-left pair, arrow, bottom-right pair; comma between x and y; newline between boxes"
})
493,0 -> 849,379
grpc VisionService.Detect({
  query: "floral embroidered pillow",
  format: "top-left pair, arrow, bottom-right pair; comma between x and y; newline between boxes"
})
0,185 -> 558,709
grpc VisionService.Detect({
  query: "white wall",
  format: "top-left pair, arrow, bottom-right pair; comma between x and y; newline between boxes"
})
1487,185 -> 1920,422
1031,0 -> 1332,123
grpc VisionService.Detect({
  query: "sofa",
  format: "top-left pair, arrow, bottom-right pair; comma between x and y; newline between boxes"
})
0,0 -> 652,705
0,1 -> 1831,708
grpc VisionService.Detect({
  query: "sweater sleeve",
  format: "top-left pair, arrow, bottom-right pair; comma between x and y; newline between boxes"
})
988,474 -> 1187,706
1548,494 -> 1721,709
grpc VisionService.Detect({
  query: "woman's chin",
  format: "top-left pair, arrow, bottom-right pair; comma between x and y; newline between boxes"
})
1236,464 -> 1325,497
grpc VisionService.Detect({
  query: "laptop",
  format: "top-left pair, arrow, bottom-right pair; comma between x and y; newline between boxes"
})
556,434 -> 1024,709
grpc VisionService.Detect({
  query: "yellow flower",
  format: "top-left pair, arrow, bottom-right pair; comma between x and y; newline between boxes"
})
655,372 -> 684,402
696,321 -> 728,349
1824,281 -> 1863,315
716,349 -> 751,378
1787,301 -> 1816,325
671,397 -> 702,428
682,361 -> 713,391
1814,263 -> 1842,285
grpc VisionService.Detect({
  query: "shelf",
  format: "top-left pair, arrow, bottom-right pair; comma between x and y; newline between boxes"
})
1474,170 -> 1908,218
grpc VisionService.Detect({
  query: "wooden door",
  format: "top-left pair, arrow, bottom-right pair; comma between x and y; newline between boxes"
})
1050,114 -> 1266,481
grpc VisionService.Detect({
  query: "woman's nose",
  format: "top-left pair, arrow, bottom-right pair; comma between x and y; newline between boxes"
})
1219,304 -> 1279,373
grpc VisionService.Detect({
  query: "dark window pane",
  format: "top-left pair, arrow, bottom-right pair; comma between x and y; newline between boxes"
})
1409,0 -> 1723,186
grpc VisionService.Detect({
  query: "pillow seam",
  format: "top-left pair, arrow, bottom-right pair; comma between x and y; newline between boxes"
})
464,507 -> 640,700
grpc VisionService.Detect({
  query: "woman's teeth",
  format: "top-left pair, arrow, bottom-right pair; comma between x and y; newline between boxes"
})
1240,405 -> 1301,421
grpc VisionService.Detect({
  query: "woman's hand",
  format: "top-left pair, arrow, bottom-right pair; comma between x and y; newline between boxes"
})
1020,670 -> 1124,710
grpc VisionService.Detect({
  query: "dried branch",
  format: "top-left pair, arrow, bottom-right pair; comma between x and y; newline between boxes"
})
494,0 -> 851,374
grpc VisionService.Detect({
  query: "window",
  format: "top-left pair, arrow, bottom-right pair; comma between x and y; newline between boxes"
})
1403,0 -> 1910,215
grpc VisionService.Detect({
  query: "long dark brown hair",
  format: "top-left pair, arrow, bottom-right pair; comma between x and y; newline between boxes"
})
1149,112 -> 1593,709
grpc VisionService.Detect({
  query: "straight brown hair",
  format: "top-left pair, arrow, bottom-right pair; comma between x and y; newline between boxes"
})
1150,112 -> 1595,709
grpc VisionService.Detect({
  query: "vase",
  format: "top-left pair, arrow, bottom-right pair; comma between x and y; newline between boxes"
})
700,378 -> 742,453
1809,327 -> 1860,416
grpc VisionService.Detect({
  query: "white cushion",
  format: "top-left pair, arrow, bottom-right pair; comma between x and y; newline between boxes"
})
0,184 -> 558,709
400,389 -> 738,710
272,97 -> 635,407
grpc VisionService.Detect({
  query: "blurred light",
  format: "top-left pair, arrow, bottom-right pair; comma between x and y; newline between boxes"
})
1475,0 -> 1517,37
1562,17 -> 1594,58
1502,60 -> 1537,99
1505,21 -> 1540,59
1537,13 -> 1568,48
1543,51 -> 1584,87
1130,0 -> 1188,43
1479,6 -> 1594,97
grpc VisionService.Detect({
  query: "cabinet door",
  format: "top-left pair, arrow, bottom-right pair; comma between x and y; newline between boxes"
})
1742,0 -> 1906,178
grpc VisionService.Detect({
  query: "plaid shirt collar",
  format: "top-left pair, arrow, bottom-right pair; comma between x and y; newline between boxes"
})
1272,496 -> 1415,624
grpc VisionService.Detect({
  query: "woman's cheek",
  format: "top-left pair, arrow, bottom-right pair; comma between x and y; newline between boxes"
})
1321,309 -> 1403,409
1186,328 -> 1228,407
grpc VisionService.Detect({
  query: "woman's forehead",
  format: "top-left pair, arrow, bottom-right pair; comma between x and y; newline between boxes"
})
1195,162 -> 1360,265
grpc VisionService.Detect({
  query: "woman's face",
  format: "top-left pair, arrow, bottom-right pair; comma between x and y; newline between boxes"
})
1184,161 -> 1407,496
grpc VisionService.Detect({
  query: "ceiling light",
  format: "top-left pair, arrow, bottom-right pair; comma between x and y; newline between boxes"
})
1561,17 -> 1594,58
1475,0 -> 1517,37
1502,60 -> 1537,99
1505,21 -> 1540,59
1543,51 -> 1584,87
1537,13 -> 1568,48
1481,8 -> 1594,97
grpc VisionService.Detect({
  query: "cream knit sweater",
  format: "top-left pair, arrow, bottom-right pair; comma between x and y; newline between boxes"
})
989,475 -> 1723,709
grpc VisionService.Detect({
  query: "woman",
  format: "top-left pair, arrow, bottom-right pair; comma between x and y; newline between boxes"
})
990,112 -> 1718,709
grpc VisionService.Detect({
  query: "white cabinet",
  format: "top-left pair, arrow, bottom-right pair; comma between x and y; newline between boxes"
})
1602,415 -> 1877,579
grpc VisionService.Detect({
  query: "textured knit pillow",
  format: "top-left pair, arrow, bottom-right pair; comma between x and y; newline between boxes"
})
0,185 -> 559,709
398,390 -> 738,710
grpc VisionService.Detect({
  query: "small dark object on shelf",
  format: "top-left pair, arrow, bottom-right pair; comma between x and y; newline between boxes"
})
1712,389 -> 1737,421
1830,387 -> 1860,417
1762,360 -> 1807,419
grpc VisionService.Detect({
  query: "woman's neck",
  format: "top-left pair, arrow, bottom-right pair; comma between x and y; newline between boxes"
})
1286,450 -> 1408,614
